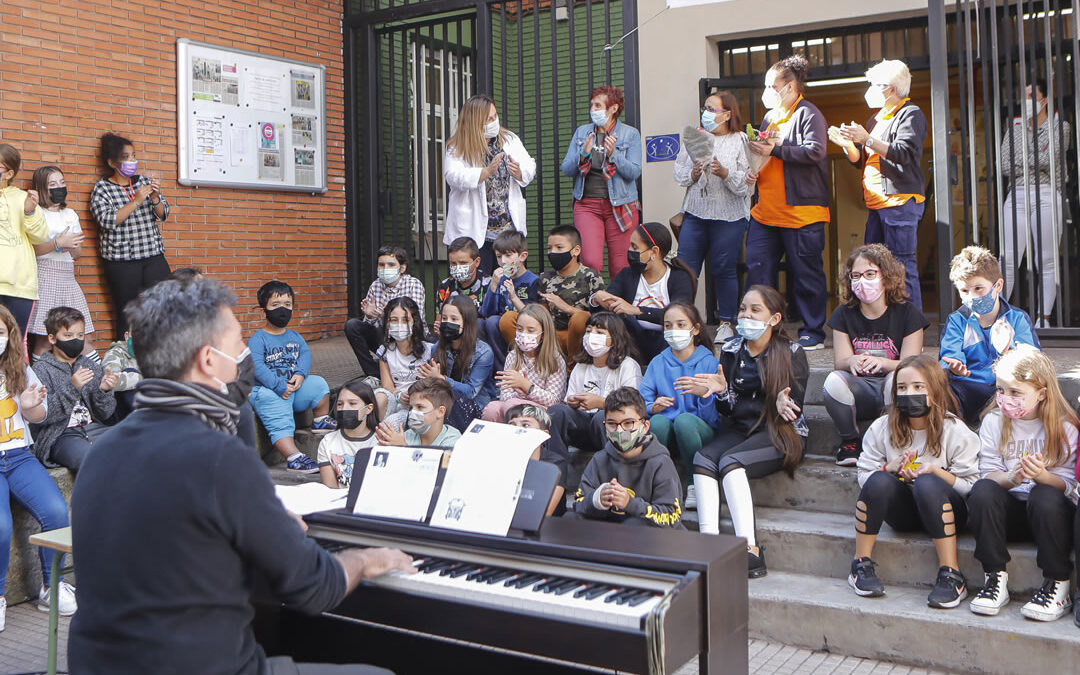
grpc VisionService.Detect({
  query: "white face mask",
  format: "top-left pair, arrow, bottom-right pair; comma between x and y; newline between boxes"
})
582,333 -> 611,358
209,345 -> 249,395
0,336 -> 7,356
515,331 -> 540,353
388,324 -> 412,342
484,118 -> 501,139
864,85 -> 887,109
450,264 -> 473,283
1024,98 -> 1045,118
761,84 -> 784,111
663,329 -> 694,351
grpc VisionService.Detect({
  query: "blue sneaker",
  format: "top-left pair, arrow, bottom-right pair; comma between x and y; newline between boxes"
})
311,415 -> 338,434
798,335 -> 825,351
287,454 -> 319,474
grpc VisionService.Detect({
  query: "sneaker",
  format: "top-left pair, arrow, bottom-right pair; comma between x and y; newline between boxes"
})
713,322 -> 735,344
927,566 -> 968,609
835,439 -> 860,467
848,557 -> 885,597
1021,578 -> 1072,621
798,335 -> 825,351
684,484 -> 697,511
311,415 -> 338,434
970,571 -> 1010,616
0,596 -> 6,632
286,454 -> 319,474
748,546 -> 767,579
38,581 -> 77,616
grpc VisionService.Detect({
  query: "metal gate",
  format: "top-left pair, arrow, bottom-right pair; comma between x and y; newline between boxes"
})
345,0 -> 639,319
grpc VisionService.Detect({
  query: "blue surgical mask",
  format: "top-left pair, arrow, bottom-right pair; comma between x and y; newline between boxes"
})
701,110 -> 718,132
590,109 -> 608,127
378,268 -> 401,286
736,317 -> 769,341
964,290 -> 997,316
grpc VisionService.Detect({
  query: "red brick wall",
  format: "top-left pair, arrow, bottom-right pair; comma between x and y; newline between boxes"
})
0,0 -> 348,342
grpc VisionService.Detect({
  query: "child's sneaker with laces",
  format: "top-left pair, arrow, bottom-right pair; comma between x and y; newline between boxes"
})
848,557 -> 885,597
38,581 -> 77,616
684,484 -> 697,510
286,454 -> 319,474
0,596 -> 6,632
927,566 -> 967,609
969,571 -> 1010,616
311,415 -> 338,434
1021,578 -> 1072,621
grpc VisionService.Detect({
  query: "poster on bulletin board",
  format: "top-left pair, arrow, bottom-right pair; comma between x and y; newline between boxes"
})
176,38 -> 327,193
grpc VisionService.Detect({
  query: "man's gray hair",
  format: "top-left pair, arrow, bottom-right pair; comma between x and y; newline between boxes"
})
125,278 -> 237,381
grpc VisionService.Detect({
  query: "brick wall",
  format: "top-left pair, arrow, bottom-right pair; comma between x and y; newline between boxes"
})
0,0 -> 348,342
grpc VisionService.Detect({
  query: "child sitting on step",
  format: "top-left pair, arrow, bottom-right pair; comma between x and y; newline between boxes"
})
847,354 -> 980,608
317,378 -> 380,490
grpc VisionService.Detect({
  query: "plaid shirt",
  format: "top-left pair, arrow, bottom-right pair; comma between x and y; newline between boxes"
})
362,273 -> 426,326
91,177 -> 169,261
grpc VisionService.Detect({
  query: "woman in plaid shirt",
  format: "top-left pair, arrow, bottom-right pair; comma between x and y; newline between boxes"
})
91,133 -> 171,338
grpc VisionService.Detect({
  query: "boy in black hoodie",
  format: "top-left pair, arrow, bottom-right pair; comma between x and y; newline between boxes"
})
571,387 -> 684,528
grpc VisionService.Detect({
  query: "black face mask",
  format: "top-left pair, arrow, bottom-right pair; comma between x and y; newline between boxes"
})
55,338 -> 84,359
895,394 -> 930,418
265,307 -> 292,328
439,321 -> 462,341
547,250 -> 573,272
627,249 -> 648,274
336,409 -> 364,430
49,187 -> 68,205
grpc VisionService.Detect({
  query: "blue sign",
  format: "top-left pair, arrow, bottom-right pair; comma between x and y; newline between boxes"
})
645,134 -> 680,162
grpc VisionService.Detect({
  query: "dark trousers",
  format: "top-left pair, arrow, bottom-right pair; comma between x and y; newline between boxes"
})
547,405 -> 605,487
857,471 -> 967,538
745,219 -> 827,341
693,426 -> 784,480
0,295 -> 34,340
864,199 -> 925,311
343,318 -> 382,377
51,423 -> 110,472
479,240 -> 497,277
102,254 -> 171,338
967,479 -> 1074,580
822,372 -> 888,441
265,656 -> 393,675
949,377 -> 995,427
620,318 -> 667,364
675,214 -> 749,322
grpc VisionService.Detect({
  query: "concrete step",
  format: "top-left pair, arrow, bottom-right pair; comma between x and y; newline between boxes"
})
746,456 -> 858,515
749,571 -> 1080,675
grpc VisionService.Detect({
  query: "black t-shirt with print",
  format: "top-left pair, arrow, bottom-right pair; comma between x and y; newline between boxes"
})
827,302 -> 929,360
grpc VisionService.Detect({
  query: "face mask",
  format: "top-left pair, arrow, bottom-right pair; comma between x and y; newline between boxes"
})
582,333 -> 611,358
664,329 -> 694,351
388,324 -> 412,342
864,85 -> 887,109
626,249 -> 649,274
119,160 -> 138,177
336,408 -> 369,431
761,85 -> 783,110
483,118 -> 501,139
407,408 -> 433,436
547,250 -> 573,271
450,264 -> 473,283
736,317 -> 770,341
997,391 -> 1037,419
439,321 -> 462,341
700,110 -> 718,132
1024,98 -> 1044,118
0,336 -> 7,355
265,306 -> 292,328
55,338 -> 84,359
516,331 -> 540,353
963,290 -> 997,316
49,187 -> 67,205
501,261 -> 518,278
379,267 -> 400,286
895,394 -> 930,418
590,109 -> 608,127
608,427 -> 645,454
851,277 -> 884,304
208,345 -> 246,395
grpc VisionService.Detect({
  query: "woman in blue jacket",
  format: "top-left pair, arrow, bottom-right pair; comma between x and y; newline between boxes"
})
560,85 -> 641,277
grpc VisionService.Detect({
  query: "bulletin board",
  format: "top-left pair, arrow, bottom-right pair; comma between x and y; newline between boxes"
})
176,39 -> 328,193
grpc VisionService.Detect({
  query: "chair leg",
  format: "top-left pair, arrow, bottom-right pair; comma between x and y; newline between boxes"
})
47,553 -> 61,675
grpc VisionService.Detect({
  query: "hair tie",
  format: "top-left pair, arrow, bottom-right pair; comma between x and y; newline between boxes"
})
639,225 -> 658,249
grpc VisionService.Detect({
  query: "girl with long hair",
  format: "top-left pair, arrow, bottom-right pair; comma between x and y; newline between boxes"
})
685,286 -> 809,579
317,378 -> 381,489
966,348 -> 1079,622
824,243 -> 928,467
847,355 -> 980,609
418,295 -> 495,429
443,94 -> 536,275
0,143 -> 49,339
481,303 -> 567,421
374,296 -> 434,424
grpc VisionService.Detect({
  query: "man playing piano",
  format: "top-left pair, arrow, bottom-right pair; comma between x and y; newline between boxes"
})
68,277 -> 415,675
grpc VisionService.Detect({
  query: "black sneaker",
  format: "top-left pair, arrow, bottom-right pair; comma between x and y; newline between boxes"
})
928,566 -> 968,609
835,440 -> 860,467
748,546 -> 767,579
848,557 -> 885,597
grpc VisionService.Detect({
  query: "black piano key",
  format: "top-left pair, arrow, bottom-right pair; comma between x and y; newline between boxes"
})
533,577 -> 565,592
507,573 -> 542,588
546,579 -> 581,594
464,567 -> 489,581
616,590 -> 648,605
448,564 -> 481,578
474,567 -> 506,583
583,585 -> 617,600
425,560 -> 454,574
553,580 -> 587,596
416,558 -> 445,573
572,583 -> 598,598
438,562 -> 465,576
604,588 -> 635,603
627,592 -> 662,607
485,570 -> 516,584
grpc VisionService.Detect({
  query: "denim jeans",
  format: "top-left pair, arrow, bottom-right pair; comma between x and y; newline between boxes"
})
249,376 -> 331,444
675,213 -> 748,322
745,219 -> 827,341
864,198 -> 925,311
0,446 -> 70,595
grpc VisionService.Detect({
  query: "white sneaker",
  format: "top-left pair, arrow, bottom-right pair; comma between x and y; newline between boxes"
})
0,596 -> 6,632
713,322 -> 735,344
38,581 -> 77,616
970,571 -> 1010,616
684,484 -> 697,510
1020,578 -> 1071,621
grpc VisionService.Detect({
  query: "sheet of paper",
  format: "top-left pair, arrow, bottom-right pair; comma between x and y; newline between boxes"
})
275,482 -> 348,516
192,114 -> 226,173
245,68 -> 284,112
352,446 -> 443,522
429,420 -> 546,536
230,125 -> 253,167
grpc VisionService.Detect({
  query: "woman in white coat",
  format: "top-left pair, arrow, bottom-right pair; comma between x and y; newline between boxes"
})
444,94 -> 536,275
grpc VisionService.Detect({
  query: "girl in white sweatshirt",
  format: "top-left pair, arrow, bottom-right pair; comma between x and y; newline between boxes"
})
848,355 -> 980,608
967,347 -> 1078,621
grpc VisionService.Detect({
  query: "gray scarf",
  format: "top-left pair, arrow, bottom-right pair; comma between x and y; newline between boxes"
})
134,378 -> 240,436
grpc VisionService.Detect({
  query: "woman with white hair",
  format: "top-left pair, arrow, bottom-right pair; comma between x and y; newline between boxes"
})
833,59 -> 928,311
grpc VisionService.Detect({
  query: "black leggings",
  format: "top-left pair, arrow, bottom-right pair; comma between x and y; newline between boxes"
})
967,479 -> 1074,580
343,318 -> 382,377
692,426 -> 784,481
0,295 -> 34,340
856,471 -> 967,539
102,254 -> 171,338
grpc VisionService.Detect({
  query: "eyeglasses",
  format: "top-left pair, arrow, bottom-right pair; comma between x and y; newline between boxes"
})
849,269 -> 881,281
604,418 -> 644,432
701,106 -> 727,114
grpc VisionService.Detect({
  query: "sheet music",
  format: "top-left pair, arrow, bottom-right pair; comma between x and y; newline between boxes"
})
430,421 -> 548,536
352,446 -> 443,522
275,482 -> 347,516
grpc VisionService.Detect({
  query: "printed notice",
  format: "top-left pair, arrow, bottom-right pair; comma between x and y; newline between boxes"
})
229,125 -> 253,167
259,150 -> 282,180
291,114 -> 316,146
294,149 -> 315,186
245,69 -> 284,111
291,70 -> 315,108
192,57 -> 223,103
352,447 -> 443,522
192,115 -> 226,172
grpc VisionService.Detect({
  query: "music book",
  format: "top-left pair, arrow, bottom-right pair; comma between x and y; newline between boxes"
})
351,446 -> 443,522
275,482 -> 348,516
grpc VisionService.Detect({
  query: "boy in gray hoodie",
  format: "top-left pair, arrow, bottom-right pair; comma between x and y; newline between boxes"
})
571,387 -> 684,528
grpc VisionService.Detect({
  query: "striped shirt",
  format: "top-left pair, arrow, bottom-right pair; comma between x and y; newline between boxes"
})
90,176 -> 170,261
